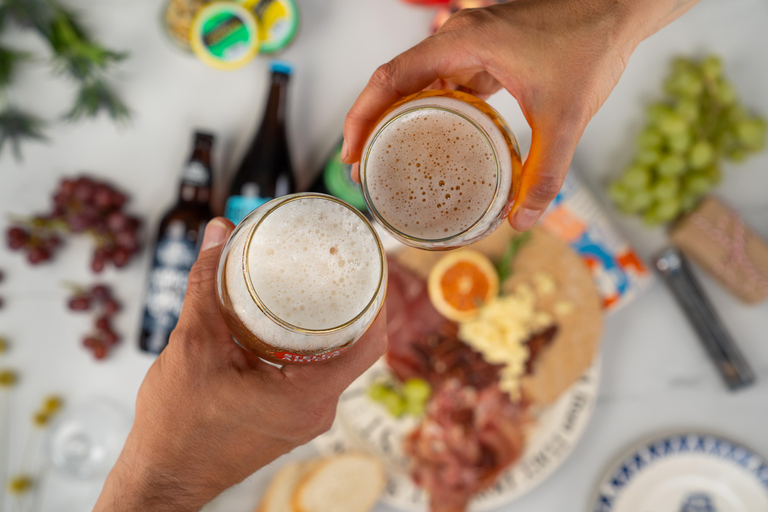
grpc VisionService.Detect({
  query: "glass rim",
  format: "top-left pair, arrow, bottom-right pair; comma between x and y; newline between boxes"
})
241,193 -> 386,335
360,104 -> 503,244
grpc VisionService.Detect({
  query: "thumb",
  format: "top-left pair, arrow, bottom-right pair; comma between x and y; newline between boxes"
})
509,120 -> 585,231
176,217 -> 235,338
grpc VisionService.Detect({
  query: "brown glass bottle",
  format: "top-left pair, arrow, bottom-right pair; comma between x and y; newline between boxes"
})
139,131 -> 215,354
225,61 -> 296,225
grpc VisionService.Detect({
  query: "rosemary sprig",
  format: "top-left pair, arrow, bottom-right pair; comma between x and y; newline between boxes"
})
496,230 -> 531,283
0,46 -> 30,88
0,106 -> 47,161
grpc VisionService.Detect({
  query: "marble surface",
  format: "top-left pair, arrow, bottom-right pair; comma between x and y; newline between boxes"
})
0,0 -> 767,510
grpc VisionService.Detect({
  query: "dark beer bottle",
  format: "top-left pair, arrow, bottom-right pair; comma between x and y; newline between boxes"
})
225,61 -> 296,224
139,131 -> 215,354
308,138 -> 371,219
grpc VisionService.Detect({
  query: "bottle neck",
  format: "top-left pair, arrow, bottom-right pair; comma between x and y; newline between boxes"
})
179,146 -> 213,204
262,73 -> 289,135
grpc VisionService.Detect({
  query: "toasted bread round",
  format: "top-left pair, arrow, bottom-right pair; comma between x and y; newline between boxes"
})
292,453 -> 386,512
257,460 -> 320,512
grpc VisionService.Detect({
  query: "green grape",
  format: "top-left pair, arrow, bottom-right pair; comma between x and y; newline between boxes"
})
726,147 -> 746,162
638,127 -> 663,149
403,378 -> 431,404
736,119 -> 767,151
622,165 -> 651,189
608,181 -> 630,205
675,99 -> 699,123
657,112 -> 688,136
636,148 -> 660,166
700,55 -> 723,81
622,190 -> 654,214
667,131 -> 692,154
724,105 -> 748,125
652,177 -> 680,200
714,78 -> 737,106
683,173 -> 712,196
381,390 -> 406,418
368,382 -> 390,402
680,193 -> 700,213
648,103 -> 675,126
688,140 -> 715,169
656,197 -> 682,222
405,400 -> 426,417
672,57 -> 696,75
700,165 -> 722,185
656,154 -> 686,177
665,69 -> 704,98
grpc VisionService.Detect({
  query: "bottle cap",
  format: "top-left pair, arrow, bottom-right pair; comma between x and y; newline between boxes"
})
270,60 -> 293,75
255,0 -> 300,54
190,2 -> 260,71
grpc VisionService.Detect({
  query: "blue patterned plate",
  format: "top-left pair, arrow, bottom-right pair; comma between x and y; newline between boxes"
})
591,432 -> 768,512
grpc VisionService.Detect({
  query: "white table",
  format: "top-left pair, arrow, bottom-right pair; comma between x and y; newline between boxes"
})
1,0 -> 767,510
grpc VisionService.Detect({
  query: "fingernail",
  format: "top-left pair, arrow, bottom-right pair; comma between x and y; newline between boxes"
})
513,208 -> 541,231
201,219 -> 228,251
341,139 -> 350,162
351,162 -> 360,184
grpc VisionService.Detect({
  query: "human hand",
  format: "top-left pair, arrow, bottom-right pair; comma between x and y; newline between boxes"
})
342,0 -> 699,231
93,218 -> 388,512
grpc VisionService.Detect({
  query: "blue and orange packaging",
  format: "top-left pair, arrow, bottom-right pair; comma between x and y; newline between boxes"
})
538,169 -> 651,312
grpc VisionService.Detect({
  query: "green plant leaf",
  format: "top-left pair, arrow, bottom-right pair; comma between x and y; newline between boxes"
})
496,230 -> 531,283
0,46 -> 31,87
64,78 -> 130,122
0,106 -> 47,161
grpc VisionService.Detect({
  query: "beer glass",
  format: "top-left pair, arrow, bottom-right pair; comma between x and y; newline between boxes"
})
216,193 -> 387,364
360,90 -> 522,250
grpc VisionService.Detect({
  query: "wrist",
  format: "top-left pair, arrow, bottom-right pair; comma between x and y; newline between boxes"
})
93,437 -> 211,512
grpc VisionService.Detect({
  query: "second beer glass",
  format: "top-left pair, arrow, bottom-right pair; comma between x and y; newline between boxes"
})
360,90 -> 523,250
216,193 -> 387,364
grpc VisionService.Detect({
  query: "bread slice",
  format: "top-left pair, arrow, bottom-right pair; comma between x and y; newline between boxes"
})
292,453 -> 386,512
258,460 -> 319,512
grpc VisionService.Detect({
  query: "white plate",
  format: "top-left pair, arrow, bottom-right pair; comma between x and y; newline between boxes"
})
314,355 -> 601,511
590,432 -> 768,512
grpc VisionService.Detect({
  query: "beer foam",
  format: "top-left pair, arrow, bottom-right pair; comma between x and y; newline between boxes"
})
364,97 -> 510,241
222,196 -> 384,353
247,198 -> 381,330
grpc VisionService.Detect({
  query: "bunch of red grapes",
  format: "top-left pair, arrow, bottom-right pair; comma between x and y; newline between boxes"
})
67,284 -> 122,360
6,176 -> 142,272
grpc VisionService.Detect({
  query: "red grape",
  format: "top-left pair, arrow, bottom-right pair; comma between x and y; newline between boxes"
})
95,315 -> 110,330
92,343 -> 108,360
101,329 -> 119,345
68,296 -> 91,311
112,247 -> 130,268
8,175 -> 142,272
91,285 -> 111,301
83,337 -> 99,348
103,298 -> 121,315
27,247 -> 50,264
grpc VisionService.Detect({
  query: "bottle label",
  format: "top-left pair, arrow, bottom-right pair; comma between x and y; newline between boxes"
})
141,234 -> 201,353
181,161 -> 211,187
324,146 -> 368,211
225,195 -> 270,225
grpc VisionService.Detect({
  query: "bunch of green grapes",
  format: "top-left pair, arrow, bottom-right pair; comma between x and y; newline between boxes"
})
368,377 -> 431,418
609,55 -> 767,225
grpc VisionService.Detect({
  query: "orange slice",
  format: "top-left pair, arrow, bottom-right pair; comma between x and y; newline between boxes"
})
428,250 -> 499,321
